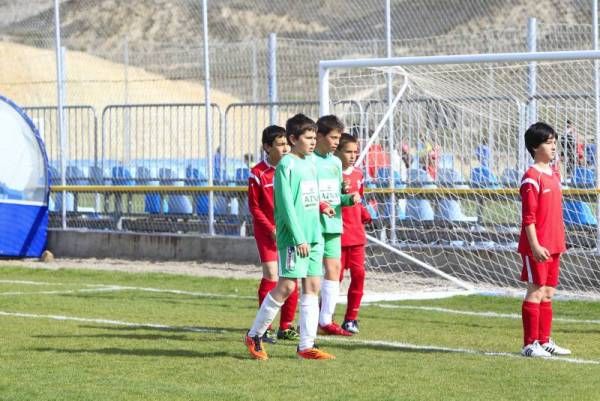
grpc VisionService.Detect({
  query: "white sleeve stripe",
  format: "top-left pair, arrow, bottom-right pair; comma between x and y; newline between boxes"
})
521,178 -> 539,192
249,173 -> 260,185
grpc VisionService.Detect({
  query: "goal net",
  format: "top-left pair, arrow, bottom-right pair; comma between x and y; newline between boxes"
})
320,51 -> 600,300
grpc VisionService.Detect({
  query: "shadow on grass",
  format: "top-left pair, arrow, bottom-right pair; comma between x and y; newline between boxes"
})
32,333 -> 195,341
76,324 -> 248,334
328,341 -> 463,355
32,347 -> 232,358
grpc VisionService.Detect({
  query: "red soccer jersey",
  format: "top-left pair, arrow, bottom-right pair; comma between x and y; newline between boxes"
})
517,165 -> 566,256
248,160 -> 276,237
341,166 -> 372,247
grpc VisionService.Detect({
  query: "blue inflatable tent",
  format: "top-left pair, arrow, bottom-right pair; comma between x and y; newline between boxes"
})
0,96 -> 49,257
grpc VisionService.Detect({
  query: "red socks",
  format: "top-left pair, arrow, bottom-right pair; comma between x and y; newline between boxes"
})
522,301 -> 540,346
539,301 -> 553,344
280,280 -> 299,330
522,300 -> 554,346
258,278 -> 277,307
345,266 -> 365,321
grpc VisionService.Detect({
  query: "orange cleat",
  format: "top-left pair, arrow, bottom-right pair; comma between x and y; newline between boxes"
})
297,345 -> 336,360
318,322 -> 353,336
244,332 -> 268,360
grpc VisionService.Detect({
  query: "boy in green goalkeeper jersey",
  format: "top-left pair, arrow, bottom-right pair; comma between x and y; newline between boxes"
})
244,113 -> 335,360
314,115 -> 361,336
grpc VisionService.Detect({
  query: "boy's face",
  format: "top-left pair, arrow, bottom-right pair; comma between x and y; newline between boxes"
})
317,129 -> 342,153
534,136 -> 557,163
264,135 -> 290,165
336,141 -> 358,168
290,129 -> 317,156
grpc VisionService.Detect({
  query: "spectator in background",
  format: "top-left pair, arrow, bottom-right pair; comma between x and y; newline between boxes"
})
390,142 -> 409,182
418,143 -> 439,180
560,120 -> 578,178
213,146 -> 223,183
244,152 -> 255,169
365,141 -> 390,181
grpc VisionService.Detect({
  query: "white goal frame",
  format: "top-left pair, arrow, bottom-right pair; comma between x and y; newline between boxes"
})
319,49 -> 600,295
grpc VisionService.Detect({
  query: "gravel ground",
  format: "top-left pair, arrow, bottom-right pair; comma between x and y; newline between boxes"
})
0,257 -> 262,279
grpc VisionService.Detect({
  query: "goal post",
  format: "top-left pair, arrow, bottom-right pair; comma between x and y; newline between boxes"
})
319,50 -> 600,300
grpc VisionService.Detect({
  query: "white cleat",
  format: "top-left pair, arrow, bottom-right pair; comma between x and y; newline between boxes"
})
542,338 -> 571,356
521,340 -> 552,357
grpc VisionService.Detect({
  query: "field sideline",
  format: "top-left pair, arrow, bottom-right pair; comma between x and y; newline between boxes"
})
1,263 -> 600,401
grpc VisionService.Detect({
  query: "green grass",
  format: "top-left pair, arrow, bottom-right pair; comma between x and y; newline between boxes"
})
1,266 -> 600,401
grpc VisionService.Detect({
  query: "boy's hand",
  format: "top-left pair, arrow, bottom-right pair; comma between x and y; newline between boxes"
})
532,245 -> 550,262
296,243 -> 310,257
271,229 -> 276,241
350,192 -> 361,205
322,206 -> 335,218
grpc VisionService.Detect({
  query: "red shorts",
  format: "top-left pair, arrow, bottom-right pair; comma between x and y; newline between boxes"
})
254,231 -> 277,263
520,253 -> 560,287
340,245 -> 366,273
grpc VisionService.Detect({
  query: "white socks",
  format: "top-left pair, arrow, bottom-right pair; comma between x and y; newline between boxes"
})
319,279 -> 339,326
298,293 -> 319,351
248,293 -> 283,337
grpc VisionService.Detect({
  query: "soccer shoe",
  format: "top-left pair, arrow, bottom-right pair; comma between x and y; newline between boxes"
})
277,327 -> 300,341
262,329 -> 277,344
318,322 -> 353,336
341,319 -> 360,334
542,338 -> 572,355
521,340 -> 552,357
244,332 -> 268,360
297,345 -> 336,360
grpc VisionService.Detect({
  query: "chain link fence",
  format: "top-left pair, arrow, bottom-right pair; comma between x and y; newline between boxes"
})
1,0 -> 600,235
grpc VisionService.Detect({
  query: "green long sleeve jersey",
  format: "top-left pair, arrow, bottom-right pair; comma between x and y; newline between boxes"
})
274,153 -> 322,247
312,150 -> 354,234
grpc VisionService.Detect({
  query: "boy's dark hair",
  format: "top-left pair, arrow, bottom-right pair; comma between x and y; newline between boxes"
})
337,133 -> 358,151
524,122 -> 557,158
317,115 -> 345,136
286,113 -> 317,139
261,125 -> 286,146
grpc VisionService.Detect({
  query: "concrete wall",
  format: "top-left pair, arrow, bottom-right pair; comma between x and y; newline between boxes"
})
47,229 -> 259,264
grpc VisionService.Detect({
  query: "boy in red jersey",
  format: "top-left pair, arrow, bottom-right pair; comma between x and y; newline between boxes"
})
248,125 -> 299,343
335,133 -> 372,334
518,122 -> 571,357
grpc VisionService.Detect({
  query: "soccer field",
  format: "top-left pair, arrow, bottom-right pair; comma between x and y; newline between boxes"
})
1,266 -> 600,401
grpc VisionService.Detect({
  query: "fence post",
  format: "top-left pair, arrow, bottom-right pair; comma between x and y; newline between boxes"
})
593,0 -> 600,252
385,0 -> 397,243
268,33 -> 278,125
202,0 -> 215,235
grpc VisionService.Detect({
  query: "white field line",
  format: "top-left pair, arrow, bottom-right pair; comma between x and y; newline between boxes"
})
374,304 -> 600,325
2,279 -> 600,326
0,280 -> 66,286
0,309 -> 597,365
323,337 -> 600,365
0,310 -> 225,334
0,280 -> 254,299
0,286 -> 124,296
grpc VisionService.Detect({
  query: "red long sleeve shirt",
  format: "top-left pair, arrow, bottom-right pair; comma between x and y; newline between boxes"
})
517,165 -> 566,256
248,160 -> 276,237
341,166 -> 372,247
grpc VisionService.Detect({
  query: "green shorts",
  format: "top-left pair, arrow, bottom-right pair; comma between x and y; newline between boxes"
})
278,242 -> 324,279
322,233 -> 341,259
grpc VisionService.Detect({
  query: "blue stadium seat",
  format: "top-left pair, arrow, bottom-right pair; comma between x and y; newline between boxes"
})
573,166 -> 595,188
160,168 -> 192,214
501,168 -> 520,187
471,166 -> 501,188
111,166 -> 135,185
235,167 -> 250,183
564,166 -> 597,226
405,169 -> 434,221
436,168 -> 477,222
137,166 -> 163,214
